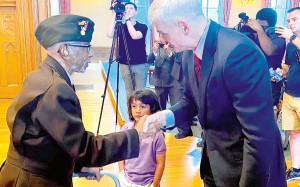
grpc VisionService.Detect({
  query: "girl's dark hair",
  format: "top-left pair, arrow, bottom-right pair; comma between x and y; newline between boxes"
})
127,89 -> 161,121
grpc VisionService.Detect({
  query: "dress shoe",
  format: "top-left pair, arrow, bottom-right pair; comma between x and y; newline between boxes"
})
191,117 -> 198,126
196,139 -> 203,147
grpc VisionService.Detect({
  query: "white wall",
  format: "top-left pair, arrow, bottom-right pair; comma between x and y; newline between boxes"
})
50,0 -> 60,16
229,0 -> 262,28
71,0 -> 113,47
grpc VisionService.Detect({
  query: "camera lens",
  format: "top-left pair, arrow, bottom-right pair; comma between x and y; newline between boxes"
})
113,3 -> 125,13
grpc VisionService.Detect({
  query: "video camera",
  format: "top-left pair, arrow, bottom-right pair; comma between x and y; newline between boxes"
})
266,27 -> 281,37
110,0 -> 130,14
238,12 -> 249,23
235,12 -> 256,40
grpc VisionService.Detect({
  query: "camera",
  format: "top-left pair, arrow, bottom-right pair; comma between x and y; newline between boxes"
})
238,12 -> 249,23
235,12 -> 256,40
110,0 -> 130,14
267,27 -> 281,37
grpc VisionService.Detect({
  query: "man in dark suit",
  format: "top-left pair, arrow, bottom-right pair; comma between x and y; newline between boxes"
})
0,14 -> 141,187
148,37 -> 193,139
148,38 -> 177,110
144,0 -> 287,186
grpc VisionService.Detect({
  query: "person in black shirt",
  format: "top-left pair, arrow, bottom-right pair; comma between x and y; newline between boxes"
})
247,8 -> 286,119
275,7 -> 300,182
108,1 -> 148,100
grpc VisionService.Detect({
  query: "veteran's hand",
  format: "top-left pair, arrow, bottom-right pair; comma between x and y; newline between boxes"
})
81,167 -> 104,182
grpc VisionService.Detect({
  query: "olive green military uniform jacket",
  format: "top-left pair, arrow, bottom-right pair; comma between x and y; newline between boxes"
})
0,56 -> 139,187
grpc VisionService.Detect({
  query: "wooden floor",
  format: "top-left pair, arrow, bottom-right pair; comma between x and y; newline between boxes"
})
0,62 -> 299,187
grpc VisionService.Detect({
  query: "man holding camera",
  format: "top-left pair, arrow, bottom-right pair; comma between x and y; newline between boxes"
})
148,35 -> 194,139
107,1 -> 148,100
247,8 -> 286,119
148,36 -> 176,110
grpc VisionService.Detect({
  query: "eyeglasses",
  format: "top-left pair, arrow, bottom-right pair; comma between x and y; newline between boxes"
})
294,51 -> 300,62
66,43 -> 92,52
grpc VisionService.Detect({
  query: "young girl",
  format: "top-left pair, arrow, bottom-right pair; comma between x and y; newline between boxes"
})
118,89 -> 166,187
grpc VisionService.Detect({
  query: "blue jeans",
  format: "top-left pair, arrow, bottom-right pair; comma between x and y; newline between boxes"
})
119,63 -> 148,99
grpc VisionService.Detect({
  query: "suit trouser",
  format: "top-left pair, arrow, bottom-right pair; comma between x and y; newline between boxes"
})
155,85 -> 193,135
155,86 -> 181,110
202,144 -> 217,187
271,80 -> 283,106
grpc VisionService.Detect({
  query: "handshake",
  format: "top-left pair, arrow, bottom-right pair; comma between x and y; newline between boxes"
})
135,111 -> 171,134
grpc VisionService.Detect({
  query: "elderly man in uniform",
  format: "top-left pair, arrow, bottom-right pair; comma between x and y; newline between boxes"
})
0,14 -> 141,187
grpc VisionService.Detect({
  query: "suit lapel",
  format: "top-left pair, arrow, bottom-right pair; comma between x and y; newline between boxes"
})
198,21 -> 220,126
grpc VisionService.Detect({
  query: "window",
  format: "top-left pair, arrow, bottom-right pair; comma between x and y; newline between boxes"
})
270,0 -> 290,26
202,0 -> 220,23
50,0 -> 60,16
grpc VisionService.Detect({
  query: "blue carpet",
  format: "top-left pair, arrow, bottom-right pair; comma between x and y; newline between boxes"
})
101,61 -> 129,122
187,148 -> 202,160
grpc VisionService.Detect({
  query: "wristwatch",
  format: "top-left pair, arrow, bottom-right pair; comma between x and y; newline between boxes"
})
125,18 -> 131,22
290,34 -> 297,42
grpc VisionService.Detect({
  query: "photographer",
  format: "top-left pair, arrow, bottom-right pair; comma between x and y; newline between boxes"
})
247,8 -> 286,118
107,1 -> 148,100
148,37 -> 175,110
148,35 -> 193,139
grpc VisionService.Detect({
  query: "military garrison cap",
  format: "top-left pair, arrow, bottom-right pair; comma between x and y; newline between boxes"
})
35,14 -> 94,49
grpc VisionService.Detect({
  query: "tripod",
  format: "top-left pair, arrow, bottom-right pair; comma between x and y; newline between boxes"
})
97,13 -> 133,134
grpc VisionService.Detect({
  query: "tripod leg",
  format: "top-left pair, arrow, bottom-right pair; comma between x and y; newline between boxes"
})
96,23 -> 119,134
115,62 -> 120,126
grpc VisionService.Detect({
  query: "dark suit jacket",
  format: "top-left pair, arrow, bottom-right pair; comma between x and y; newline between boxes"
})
170,21 -> 286,187
171,52 -> 184,83
0,56 -> 139,187
148,48 -> 175,87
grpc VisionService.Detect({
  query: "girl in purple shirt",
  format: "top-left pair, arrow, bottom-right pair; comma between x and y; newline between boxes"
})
118,89 -> 166,187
